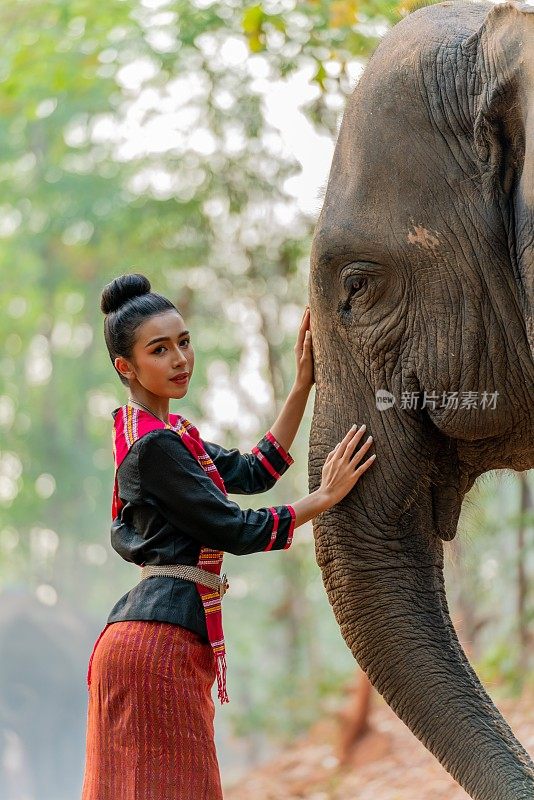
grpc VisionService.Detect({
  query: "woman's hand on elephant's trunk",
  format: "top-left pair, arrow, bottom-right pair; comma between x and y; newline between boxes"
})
318,424 -> 376,507
293,306 -> 314,393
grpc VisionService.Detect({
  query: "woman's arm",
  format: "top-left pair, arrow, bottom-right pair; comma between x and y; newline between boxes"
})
130,423 -> 375,558
269,306 -> 314,454
269,383 -> 310,457
203,433 -> 293,495
200,306 -> 312,494
135,430 -> 297,555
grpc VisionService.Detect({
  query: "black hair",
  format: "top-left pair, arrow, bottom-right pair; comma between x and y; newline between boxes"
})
101,273 -> 179,387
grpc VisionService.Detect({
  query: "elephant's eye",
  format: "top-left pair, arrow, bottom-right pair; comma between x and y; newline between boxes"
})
338,261 -> 386,320
338,262 -> 382,318
343,274 -> 368,307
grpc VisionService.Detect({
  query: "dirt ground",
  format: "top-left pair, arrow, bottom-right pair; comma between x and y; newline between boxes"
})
225,690 -> 534,800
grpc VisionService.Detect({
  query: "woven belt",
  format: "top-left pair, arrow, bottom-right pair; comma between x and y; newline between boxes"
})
139,564 -> 229,598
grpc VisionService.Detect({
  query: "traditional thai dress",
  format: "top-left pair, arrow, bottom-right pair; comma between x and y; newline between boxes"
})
81,404 -> 296,800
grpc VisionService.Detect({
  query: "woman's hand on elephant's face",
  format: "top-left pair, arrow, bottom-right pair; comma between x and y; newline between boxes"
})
293,306 -> 314,393
318,424 -> 376,507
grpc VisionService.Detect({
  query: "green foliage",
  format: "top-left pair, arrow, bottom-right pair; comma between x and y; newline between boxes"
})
445,470 -> 534,692
242,4 -> 286,53
477,640 -> 525,698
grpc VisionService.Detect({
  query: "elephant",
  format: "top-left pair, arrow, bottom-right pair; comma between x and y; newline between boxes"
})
308,2 -> 534,799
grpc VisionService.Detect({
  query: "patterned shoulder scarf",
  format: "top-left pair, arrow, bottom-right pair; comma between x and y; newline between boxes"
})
112,403 -> 229,704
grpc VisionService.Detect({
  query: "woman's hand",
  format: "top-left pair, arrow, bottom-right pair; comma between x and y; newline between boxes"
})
293,306 -> 314,393
318,424 -> 376,506
268,307 -> 314,453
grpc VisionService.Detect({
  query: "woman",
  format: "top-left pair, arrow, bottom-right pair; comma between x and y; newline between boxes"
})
82,272 -> 376,800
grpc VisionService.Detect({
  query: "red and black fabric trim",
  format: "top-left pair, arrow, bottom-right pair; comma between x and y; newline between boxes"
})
262,504 -> 296,552
252,430 -> 294,483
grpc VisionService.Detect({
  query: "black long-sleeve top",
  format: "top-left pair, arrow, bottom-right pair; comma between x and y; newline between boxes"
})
107,423 -> 296,642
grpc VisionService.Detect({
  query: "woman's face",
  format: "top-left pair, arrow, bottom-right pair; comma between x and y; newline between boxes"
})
116,309 -> 194,400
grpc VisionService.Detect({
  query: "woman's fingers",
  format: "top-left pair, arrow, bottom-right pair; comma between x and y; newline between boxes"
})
327,424 -> 373,469
299,306 -> 310,329
337,424 -> 366,457
324,442 -> 342,468
324,442 -> 339,462
294,307 -> 310,353
353,453 -> 377,478
348,434 -> 373,464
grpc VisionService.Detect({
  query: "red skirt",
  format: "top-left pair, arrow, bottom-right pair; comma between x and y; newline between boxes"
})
81,620 -> 224,800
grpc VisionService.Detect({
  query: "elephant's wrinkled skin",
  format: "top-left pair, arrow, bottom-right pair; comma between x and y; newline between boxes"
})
308,3 -> 534,799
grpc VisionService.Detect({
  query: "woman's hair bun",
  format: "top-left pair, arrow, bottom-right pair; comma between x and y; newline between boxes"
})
100,273 -> 151,315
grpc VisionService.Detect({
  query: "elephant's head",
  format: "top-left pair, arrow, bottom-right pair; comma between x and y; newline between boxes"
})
309,3 -> 534,798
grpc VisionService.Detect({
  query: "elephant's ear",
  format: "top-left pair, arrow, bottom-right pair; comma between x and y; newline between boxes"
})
463,2 -> 533,198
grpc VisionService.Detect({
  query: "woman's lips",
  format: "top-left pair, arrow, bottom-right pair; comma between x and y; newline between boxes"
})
170,375 -> 188,384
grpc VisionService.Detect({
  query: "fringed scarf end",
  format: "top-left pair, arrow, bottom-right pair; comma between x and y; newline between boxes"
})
216,652 -> 229,705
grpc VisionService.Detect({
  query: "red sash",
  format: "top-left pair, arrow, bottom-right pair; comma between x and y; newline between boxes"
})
111,403 -> 229,704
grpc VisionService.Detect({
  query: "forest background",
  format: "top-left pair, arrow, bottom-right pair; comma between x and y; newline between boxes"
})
0,0 -> 532,798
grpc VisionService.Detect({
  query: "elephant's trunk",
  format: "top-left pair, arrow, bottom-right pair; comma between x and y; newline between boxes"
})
310,499 -> 534,799
308,401 -> 534,799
